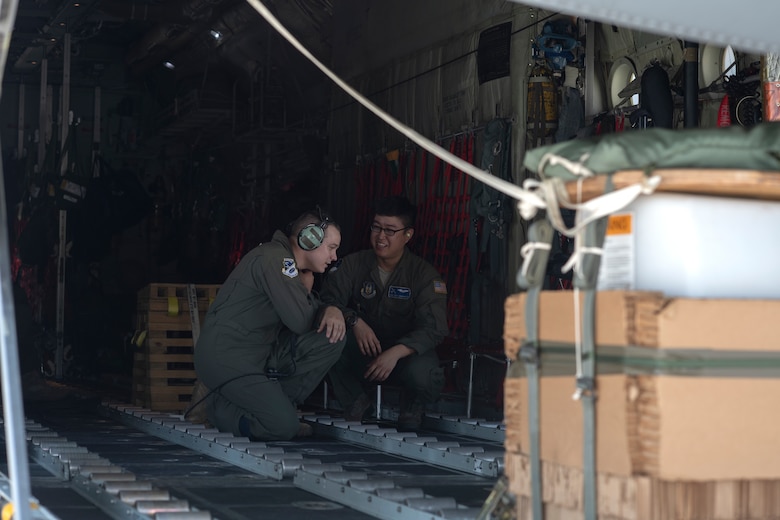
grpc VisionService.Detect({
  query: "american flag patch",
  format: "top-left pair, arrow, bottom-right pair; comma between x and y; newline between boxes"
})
433,280 -> 447,294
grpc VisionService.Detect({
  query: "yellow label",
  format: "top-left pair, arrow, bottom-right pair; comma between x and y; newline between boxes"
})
606,214 -> 632,235
167,296 -> 180,316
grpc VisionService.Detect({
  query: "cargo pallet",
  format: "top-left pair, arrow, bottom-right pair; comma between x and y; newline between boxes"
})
132,283 -> 220,412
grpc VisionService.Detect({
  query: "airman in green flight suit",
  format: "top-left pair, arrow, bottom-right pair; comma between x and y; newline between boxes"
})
193,209 -> 348,440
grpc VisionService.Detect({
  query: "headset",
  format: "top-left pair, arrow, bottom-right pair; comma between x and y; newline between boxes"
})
296,205 -> 331,251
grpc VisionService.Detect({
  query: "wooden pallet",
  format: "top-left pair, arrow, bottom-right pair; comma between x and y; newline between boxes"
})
563,168 -> 780,203
133,283 -> 220,412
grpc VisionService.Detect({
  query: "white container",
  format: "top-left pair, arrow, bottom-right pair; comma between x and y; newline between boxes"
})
597,192 -> 780,299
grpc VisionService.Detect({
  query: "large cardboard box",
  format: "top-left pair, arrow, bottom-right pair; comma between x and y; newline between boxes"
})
504,290 -> 780,481
503,450 -> 780,520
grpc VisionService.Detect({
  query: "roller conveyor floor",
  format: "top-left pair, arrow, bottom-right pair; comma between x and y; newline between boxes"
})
1,395 -> 501,519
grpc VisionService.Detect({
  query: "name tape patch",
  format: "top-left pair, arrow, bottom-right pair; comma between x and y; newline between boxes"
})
388,285 -> 411,299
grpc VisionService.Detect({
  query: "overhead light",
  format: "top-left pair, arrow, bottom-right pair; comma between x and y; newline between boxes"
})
209,29 -> 223,41
163,61 -> 175,70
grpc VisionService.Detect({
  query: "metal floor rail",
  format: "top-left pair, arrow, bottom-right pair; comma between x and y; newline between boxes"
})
2,416 -> 213,520
101,401 -> 497,519
421,415 -> 505,443
302,414 -> 503,477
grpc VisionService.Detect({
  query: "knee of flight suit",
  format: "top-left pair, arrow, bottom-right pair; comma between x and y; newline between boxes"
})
402,354 -> 445,397
247,409 -> 300,441
269,413 -> 301,440
325,335 -> 348,362
298,329 -> 348,360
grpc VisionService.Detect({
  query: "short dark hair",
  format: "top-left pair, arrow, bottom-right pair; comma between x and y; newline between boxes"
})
374,195 -> 416,229
288,206 -> 339,237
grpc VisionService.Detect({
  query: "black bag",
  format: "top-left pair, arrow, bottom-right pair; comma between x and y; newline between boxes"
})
52,173 -> 89,210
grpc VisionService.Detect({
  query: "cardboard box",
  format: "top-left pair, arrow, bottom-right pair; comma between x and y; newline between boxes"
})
504,450 -> 780,520
504,290 -> 780,481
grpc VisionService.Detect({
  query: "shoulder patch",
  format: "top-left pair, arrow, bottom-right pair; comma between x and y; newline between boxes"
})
282,257 -> 298,278
433,280 -> 447,294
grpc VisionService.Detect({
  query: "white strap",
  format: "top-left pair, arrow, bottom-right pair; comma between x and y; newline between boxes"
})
246,0 -> 664,276
519,241 -> 553,279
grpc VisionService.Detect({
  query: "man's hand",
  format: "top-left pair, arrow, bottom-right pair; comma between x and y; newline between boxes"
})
316,305 -> 346,343
363,344 -> 414,382
353,319 -> 382,357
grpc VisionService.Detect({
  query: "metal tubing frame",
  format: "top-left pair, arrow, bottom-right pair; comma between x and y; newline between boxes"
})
17,84 -> 24,158
375,384 -> 382,420
91,85 -> 100,176
55,32 -> 71,381
684,41 -> 700,128
466,352 -> 475,419
0,127 -> 35,520
37,60 -> 48,188
0,1 -> 37,518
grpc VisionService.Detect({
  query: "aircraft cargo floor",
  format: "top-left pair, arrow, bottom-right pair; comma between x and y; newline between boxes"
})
1,394 -> 502,519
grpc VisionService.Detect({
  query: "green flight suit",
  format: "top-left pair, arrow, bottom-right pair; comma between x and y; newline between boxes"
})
320,248 -> 448,409
194,230 -> 345,440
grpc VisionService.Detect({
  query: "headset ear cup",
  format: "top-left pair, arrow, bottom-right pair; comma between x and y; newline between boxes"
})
298,224 -> 325,251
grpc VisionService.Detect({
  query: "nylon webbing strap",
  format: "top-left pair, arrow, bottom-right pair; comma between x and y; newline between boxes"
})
573,217 -> 608,520
516,219 -> 554,520
516,341 -> 780,377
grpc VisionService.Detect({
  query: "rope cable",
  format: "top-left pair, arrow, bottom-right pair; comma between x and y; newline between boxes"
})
245,0 -> 547,213
245,0 -> 661,272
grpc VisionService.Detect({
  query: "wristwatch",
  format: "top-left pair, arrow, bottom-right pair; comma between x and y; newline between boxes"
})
343,310 -> 358,329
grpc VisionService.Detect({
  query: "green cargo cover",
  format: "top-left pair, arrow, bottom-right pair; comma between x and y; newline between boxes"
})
523,122 -> 780,181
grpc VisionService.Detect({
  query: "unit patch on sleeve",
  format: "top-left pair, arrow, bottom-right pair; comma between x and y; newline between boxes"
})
282,258 -> 298,278
388,286 -> 411,300
433,280 -> 447,294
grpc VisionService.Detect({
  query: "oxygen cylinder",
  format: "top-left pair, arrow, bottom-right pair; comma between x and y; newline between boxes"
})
527,66 -> 558,137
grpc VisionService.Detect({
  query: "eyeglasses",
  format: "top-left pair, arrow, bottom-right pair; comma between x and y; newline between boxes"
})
369,223 -> 410,236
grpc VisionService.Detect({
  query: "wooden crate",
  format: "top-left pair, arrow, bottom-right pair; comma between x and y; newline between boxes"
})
133,283 -> 220,412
